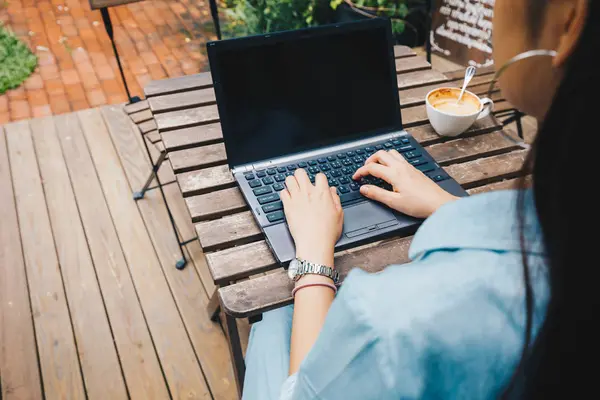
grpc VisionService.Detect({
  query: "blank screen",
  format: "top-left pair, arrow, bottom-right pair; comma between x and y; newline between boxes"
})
211,22 -> 401,167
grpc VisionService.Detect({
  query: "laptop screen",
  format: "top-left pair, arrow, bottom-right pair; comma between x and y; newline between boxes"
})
208,19 -> 402,168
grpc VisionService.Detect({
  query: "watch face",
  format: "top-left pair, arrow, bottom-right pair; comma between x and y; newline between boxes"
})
288,259 -> 298,280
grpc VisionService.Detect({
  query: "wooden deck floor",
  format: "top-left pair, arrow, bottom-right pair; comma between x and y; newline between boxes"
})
0,106 -> 240,399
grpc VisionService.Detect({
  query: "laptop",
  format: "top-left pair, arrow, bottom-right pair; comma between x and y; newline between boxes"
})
207,18 -> 467,265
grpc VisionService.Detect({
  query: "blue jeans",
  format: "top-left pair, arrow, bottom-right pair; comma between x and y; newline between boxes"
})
243,305 -> 294,400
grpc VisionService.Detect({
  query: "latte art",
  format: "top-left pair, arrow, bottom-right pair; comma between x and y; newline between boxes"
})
432,99 -> 480,115
428,88 -> 481,116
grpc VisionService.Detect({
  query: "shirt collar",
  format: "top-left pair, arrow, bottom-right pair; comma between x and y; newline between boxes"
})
409,189 -> 545,260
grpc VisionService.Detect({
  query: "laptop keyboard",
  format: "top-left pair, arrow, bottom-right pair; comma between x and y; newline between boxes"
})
242,137 -> 449,223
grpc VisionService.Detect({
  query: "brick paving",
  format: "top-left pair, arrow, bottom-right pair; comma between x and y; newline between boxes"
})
0,0 -> 217,124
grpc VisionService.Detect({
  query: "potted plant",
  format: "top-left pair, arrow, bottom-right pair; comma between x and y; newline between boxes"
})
330,0 -> 428,47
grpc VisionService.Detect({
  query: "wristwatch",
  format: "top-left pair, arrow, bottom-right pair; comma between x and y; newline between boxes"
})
288,258 -> 340,285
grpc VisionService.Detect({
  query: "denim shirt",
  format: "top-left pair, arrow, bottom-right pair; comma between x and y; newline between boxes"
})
279,190 -> 549,399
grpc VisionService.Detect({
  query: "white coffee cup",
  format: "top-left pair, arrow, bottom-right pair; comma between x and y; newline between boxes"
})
425,87 -> 494,137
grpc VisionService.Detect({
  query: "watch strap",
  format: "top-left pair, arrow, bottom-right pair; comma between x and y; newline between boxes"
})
294,258 -> 339,284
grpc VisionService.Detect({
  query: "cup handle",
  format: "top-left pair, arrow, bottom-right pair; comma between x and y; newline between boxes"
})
477,98 -> 494,120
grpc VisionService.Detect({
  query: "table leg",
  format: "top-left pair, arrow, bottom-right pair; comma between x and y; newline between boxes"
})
248,314 -> 263,324
224,313 -> 246,397
133,151 -> 167,200
207,289 -> 221,322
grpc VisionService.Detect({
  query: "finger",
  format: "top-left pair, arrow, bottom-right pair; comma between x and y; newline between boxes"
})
315,172 -> 328,190
280,188 -> 294,220
285,175 -> 300,195
294,168 -> 311,191
364,150 -> 397,167
330,187 -> 342,212
387,149 -> 406,163
280,188 -> 291,206
353,163 -> 393,182
359,185 -> 398,209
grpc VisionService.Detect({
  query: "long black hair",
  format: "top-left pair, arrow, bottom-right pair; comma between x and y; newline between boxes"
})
508,0 -> 599,397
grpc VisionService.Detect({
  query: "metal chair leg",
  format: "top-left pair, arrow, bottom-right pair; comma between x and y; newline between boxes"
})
100,7 -> 141,104
425,0 -> 432,63
515,112 -> 524,139
499,110 -> 525,140
209,0 -> 222,40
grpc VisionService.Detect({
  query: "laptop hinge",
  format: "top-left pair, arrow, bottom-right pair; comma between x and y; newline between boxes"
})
231,130 -> 406,174
231,165 -> 253,175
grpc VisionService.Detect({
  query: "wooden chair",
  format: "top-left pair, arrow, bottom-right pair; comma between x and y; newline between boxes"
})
89,0 -> 222,105
88,0 -> 203,269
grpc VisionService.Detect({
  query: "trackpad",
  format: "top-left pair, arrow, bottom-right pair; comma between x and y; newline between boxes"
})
343,202 -> 398,238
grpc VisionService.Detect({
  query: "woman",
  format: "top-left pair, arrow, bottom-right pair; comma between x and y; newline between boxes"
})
244,0 -> 597,398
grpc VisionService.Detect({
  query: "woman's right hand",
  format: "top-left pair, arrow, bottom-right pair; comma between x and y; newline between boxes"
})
352,150 -> 459,219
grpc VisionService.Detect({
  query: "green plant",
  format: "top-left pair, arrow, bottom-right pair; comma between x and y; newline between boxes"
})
0,24 -> 38,94
331,0 -> 410,35
224,0 -> 319,37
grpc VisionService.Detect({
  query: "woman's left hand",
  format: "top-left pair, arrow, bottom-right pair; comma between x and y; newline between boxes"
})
281,169 -> 344,266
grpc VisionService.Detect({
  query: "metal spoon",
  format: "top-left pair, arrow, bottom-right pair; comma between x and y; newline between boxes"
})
457,66 -> 476,103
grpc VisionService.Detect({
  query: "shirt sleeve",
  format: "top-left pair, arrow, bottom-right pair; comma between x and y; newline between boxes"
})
279,374 -> 297,400
280,268 -> 401,400
279,248 -> 548,400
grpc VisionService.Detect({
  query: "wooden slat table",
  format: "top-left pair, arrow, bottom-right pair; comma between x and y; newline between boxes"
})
144,46 -> 527,396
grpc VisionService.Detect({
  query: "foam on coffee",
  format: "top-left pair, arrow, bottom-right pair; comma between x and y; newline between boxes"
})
428,88 -> 481,116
